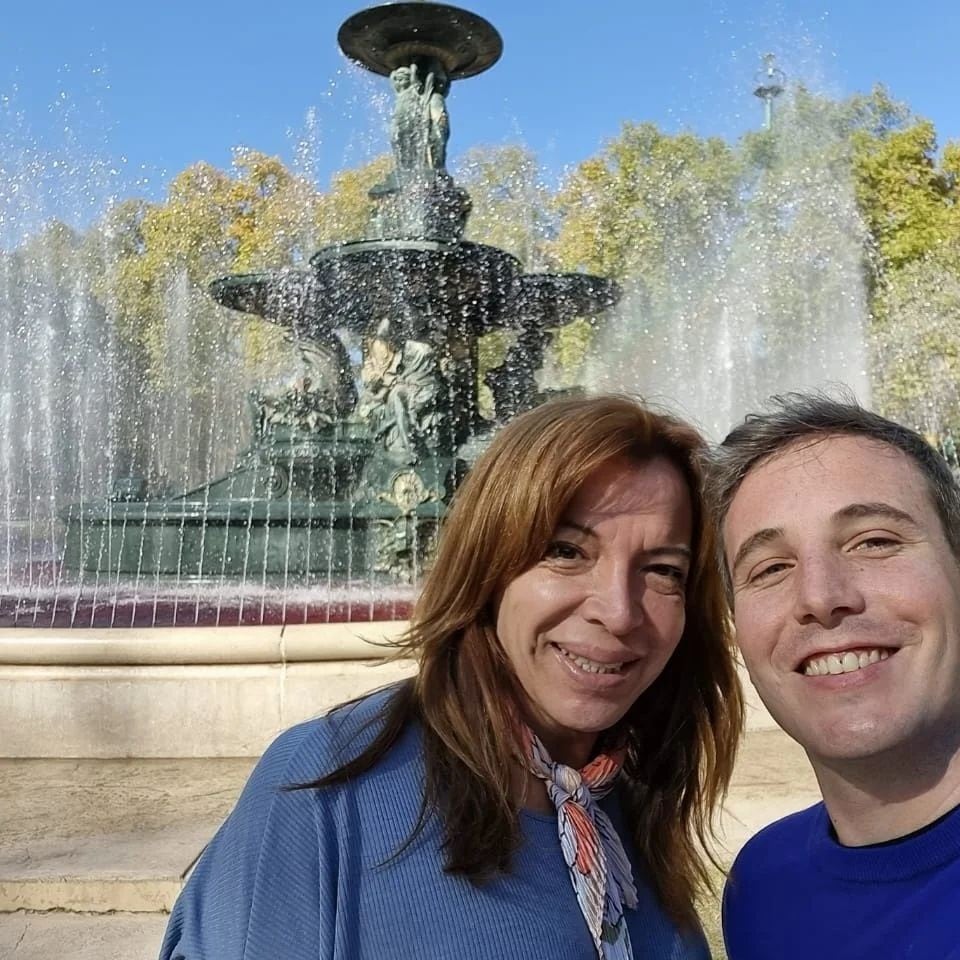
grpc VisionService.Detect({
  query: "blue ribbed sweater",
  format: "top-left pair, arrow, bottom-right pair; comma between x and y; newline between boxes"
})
723,801 -> 960,959
160,687 -> 710,959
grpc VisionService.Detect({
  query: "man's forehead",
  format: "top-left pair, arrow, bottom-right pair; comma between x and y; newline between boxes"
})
735,434 -> 917,494
723,434 -> 931,544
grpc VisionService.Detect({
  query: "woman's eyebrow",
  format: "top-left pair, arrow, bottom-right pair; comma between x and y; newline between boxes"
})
555,520 -> 597,539
647,545 -> 692,560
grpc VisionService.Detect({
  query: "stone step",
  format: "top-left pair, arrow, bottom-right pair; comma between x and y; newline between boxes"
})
0,732 -> 819,918
0,911 -> 169,960
0,757 -> 255,914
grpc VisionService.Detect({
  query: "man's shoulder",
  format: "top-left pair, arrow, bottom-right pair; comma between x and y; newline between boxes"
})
729,802 -> 825,884
722,803 -> 827,957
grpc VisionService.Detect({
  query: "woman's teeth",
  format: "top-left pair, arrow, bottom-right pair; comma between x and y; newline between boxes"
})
803,648 -> 890,677
557,645 -> 624,675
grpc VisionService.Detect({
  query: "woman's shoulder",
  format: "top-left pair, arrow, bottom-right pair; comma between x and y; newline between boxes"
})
252,681 -> 414,789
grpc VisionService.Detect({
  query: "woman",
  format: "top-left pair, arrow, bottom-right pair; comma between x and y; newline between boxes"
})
160,394 -> 743,959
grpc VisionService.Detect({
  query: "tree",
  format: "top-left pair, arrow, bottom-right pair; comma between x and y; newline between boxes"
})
455,145 -> 558,413
92,151 -> 394,487
458,144 -> 557,268
550,123 -> 742,392
853,120 -> 955,272
554,122 -> 741,288
871,242 -> 960,434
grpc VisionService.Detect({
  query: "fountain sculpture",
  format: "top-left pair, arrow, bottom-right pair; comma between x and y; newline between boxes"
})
59,2 -> 621,615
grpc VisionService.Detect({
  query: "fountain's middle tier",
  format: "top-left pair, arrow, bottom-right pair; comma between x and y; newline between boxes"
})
210,239 -> 621,339
210,239 -> 522,340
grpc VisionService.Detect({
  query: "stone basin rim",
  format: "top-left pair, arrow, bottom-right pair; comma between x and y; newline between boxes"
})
338,2 -> 503,80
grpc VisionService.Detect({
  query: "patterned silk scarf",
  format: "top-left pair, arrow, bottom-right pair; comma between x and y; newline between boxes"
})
521,726 -> 638,959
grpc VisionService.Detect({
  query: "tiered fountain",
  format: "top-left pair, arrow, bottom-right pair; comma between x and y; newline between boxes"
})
60,1 -> 619,614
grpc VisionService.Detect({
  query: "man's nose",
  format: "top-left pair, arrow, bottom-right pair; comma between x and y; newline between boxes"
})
582,562 -> 643,636
792,552 -> 865,627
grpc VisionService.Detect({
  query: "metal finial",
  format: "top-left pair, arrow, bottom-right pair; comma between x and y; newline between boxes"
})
753,53 -> 786,130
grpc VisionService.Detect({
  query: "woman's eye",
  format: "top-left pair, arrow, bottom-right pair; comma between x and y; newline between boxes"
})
543,541 -> 582,561
648,564 -> 686,584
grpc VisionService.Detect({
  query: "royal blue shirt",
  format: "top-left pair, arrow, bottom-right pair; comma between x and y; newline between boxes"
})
723,800 -> 960,959
160,687 -> 710,959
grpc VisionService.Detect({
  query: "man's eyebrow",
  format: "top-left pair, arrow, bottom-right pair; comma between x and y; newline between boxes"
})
834,502 -> 920,528
731,527 -> 783,577
730,503 -> 921,576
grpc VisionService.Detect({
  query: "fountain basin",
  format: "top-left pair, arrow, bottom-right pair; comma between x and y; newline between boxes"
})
62,497 -> 444,579
337,2 -> 503,79
211,239 -> 522,340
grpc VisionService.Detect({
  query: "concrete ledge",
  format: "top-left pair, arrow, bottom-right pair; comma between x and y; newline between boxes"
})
0,622 -> 409,665
0,622 -> 418,757
0,911 -> 170,960
0,755 -> 255,914
0,659 -> 417,757
0,878 -> 181,914
0,621 -> 774,757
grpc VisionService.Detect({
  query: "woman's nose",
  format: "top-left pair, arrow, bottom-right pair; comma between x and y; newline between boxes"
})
581,563 -> 643,636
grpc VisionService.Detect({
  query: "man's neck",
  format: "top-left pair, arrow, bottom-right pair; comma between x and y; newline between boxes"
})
811,742 -> 960,846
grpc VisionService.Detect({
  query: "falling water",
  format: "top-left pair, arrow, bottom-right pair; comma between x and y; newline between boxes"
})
589,92 -> 872,438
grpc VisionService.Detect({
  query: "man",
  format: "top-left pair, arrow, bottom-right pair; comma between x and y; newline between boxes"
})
706,394 -> 960,959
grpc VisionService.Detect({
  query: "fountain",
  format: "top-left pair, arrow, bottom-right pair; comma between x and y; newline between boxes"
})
0,13 -> 893,757
22,2 -> 620,627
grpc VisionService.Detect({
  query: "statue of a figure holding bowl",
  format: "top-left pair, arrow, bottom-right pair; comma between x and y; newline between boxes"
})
390,62 -> 450,176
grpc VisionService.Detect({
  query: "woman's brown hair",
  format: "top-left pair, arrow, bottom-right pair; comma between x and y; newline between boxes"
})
308,394 -> 743,927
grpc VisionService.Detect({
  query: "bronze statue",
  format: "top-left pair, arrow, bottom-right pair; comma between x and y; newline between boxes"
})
358,318 -> 441,462
423,66 -> 450,170
390,65 -> 426,175
390,61 -> 450,175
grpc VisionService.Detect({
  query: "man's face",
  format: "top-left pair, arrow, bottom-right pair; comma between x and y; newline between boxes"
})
724,434 -> 960,765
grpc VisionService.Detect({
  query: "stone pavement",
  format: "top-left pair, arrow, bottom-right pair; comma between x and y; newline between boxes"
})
0,730 -> 819,959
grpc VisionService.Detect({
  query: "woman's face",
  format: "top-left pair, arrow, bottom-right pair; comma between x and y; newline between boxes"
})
495,456 -> 693,766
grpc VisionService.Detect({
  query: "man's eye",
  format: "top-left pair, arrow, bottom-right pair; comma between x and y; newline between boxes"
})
543,541 -> 582,561
853,536 -> 898,551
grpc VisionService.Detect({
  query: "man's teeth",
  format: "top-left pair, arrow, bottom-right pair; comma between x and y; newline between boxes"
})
803,649 -> 890,677
557,645 -> 624,675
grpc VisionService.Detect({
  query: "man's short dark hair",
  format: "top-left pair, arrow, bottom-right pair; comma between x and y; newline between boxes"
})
704,392 -> 960,584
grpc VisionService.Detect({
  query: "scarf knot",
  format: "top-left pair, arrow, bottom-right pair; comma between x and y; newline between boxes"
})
521,726 -> 638,960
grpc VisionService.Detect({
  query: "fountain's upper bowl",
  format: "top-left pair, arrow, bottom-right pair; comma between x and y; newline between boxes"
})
512,273 -> 622,326
210,238 -> 522,339
338,2 -> 502,79
210,241 -> 625,342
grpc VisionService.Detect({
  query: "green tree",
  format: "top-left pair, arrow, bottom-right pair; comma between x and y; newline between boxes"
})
853,120 -> 955,272
551,123 -> 741,384
456,145 -> 558,413
93,151 -> 393,485
843,95 -> 960,432
871,242 -> 960,433
554,122 -> 741,287
459,144 -> 557,268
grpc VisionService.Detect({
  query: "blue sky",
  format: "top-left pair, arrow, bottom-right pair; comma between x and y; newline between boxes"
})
2,0 -> 959,230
